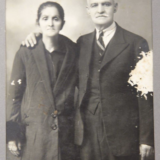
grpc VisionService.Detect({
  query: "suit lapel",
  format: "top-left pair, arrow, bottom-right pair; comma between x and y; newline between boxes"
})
80,31 -> 95,74
53,37 -> 76,95
32,39 -> 55,107
101,25 -> 129,69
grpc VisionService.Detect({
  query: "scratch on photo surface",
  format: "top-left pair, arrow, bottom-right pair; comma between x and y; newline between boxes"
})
17,79 -> 22,84
11,80 -> 15,85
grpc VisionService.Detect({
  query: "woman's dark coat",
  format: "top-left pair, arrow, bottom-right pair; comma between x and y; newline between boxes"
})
7,35 -> 77,160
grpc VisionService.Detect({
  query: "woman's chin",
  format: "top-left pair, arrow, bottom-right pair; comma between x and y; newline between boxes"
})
43,32 -> 59,38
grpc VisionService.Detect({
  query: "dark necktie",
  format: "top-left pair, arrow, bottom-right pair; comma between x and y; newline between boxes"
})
97,31 -> 105,56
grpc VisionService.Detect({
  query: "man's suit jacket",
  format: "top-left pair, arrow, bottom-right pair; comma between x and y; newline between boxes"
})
75,24 -> 154,156
6,35 -> 77,160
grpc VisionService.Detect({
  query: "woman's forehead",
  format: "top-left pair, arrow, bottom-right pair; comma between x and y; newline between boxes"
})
40,6 -> 60,15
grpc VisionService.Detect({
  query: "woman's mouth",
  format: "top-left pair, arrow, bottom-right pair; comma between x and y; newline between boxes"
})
47,28 -> 55,30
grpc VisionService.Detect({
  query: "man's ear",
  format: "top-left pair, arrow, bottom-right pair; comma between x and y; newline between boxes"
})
114,3 -> 118,13
86,6 -> 90,16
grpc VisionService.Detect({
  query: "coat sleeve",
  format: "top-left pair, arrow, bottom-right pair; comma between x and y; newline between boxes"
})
134,39 -> 154,146
6,46 -> 26,143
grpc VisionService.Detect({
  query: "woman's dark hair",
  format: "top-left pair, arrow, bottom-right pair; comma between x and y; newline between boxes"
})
36,1 -> 65,25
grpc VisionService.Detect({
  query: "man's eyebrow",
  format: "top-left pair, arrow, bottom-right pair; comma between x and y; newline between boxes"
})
102,2 -> 112,5
102,1 -> 112,3
90,3 -> 98,6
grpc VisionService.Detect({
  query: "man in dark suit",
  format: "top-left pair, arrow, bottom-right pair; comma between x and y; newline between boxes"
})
22,0 -> 154,160
74,0 -> 154,160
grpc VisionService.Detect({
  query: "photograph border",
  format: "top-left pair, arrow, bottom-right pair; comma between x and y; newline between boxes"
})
0,0 -> 160,160
0,0 -> 6,159
152,0 -> 160,159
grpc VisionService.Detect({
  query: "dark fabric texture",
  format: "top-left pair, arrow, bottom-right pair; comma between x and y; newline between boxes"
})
75,23 -> 154,157
82,38 -> 103,115
7,35 -> 78,160
80,104 -> 112,160
6,121 -> 26,144
77,104 -> 140,160
44,39 -> 66,84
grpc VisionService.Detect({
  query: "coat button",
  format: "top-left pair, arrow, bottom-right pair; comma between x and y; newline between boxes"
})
98,69 -> 100,72
51,113 -> 57,118
51,110 -> 58,118
51,124 -> 57,130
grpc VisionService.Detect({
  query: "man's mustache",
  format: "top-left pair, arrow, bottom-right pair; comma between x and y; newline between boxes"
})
96,15 -> 109,18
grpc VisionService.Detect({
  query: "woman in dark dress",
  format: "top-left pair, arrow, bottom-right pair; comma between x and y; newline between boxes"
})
6,2 -> 77,160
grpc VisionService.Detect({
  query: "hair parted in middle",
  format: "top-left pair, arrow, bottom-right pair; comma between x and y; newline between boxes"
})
36,1 -> 65,25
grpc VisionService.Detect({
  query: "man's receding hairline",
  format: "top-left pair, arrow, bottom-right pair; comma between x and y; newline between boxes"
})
87,0 -> 118,5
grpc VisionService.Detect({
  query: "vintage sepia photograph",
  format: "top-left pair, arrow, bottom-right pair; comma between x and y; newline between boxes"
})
6,0 -> 154,160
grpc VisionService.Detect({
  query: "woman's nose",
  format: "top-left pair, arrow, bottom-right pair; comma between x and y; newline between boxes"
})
48,19 -> 54,26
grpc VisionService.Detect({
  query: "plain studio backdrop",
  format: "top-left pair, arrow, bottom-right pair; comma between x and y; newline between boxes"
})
6,0 -> 152,82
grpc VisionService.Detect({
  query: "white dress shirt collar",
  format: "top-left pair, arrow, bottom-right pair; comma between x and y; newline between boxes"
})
96,22 -> 117,47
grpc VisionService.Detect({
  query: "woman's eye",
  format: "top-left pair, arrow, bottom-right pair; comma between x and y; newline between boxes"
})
42,17 -> 48,20
54,18 -> 59,21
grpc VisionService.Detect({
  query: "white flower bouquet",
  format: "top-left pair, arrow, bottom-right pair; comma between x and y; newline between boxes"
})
128,51 -> 153,100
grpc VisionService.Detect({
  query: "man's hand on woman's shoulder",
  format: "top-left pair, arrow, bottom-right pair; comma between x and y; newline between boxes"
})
21,32 -> 41,47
